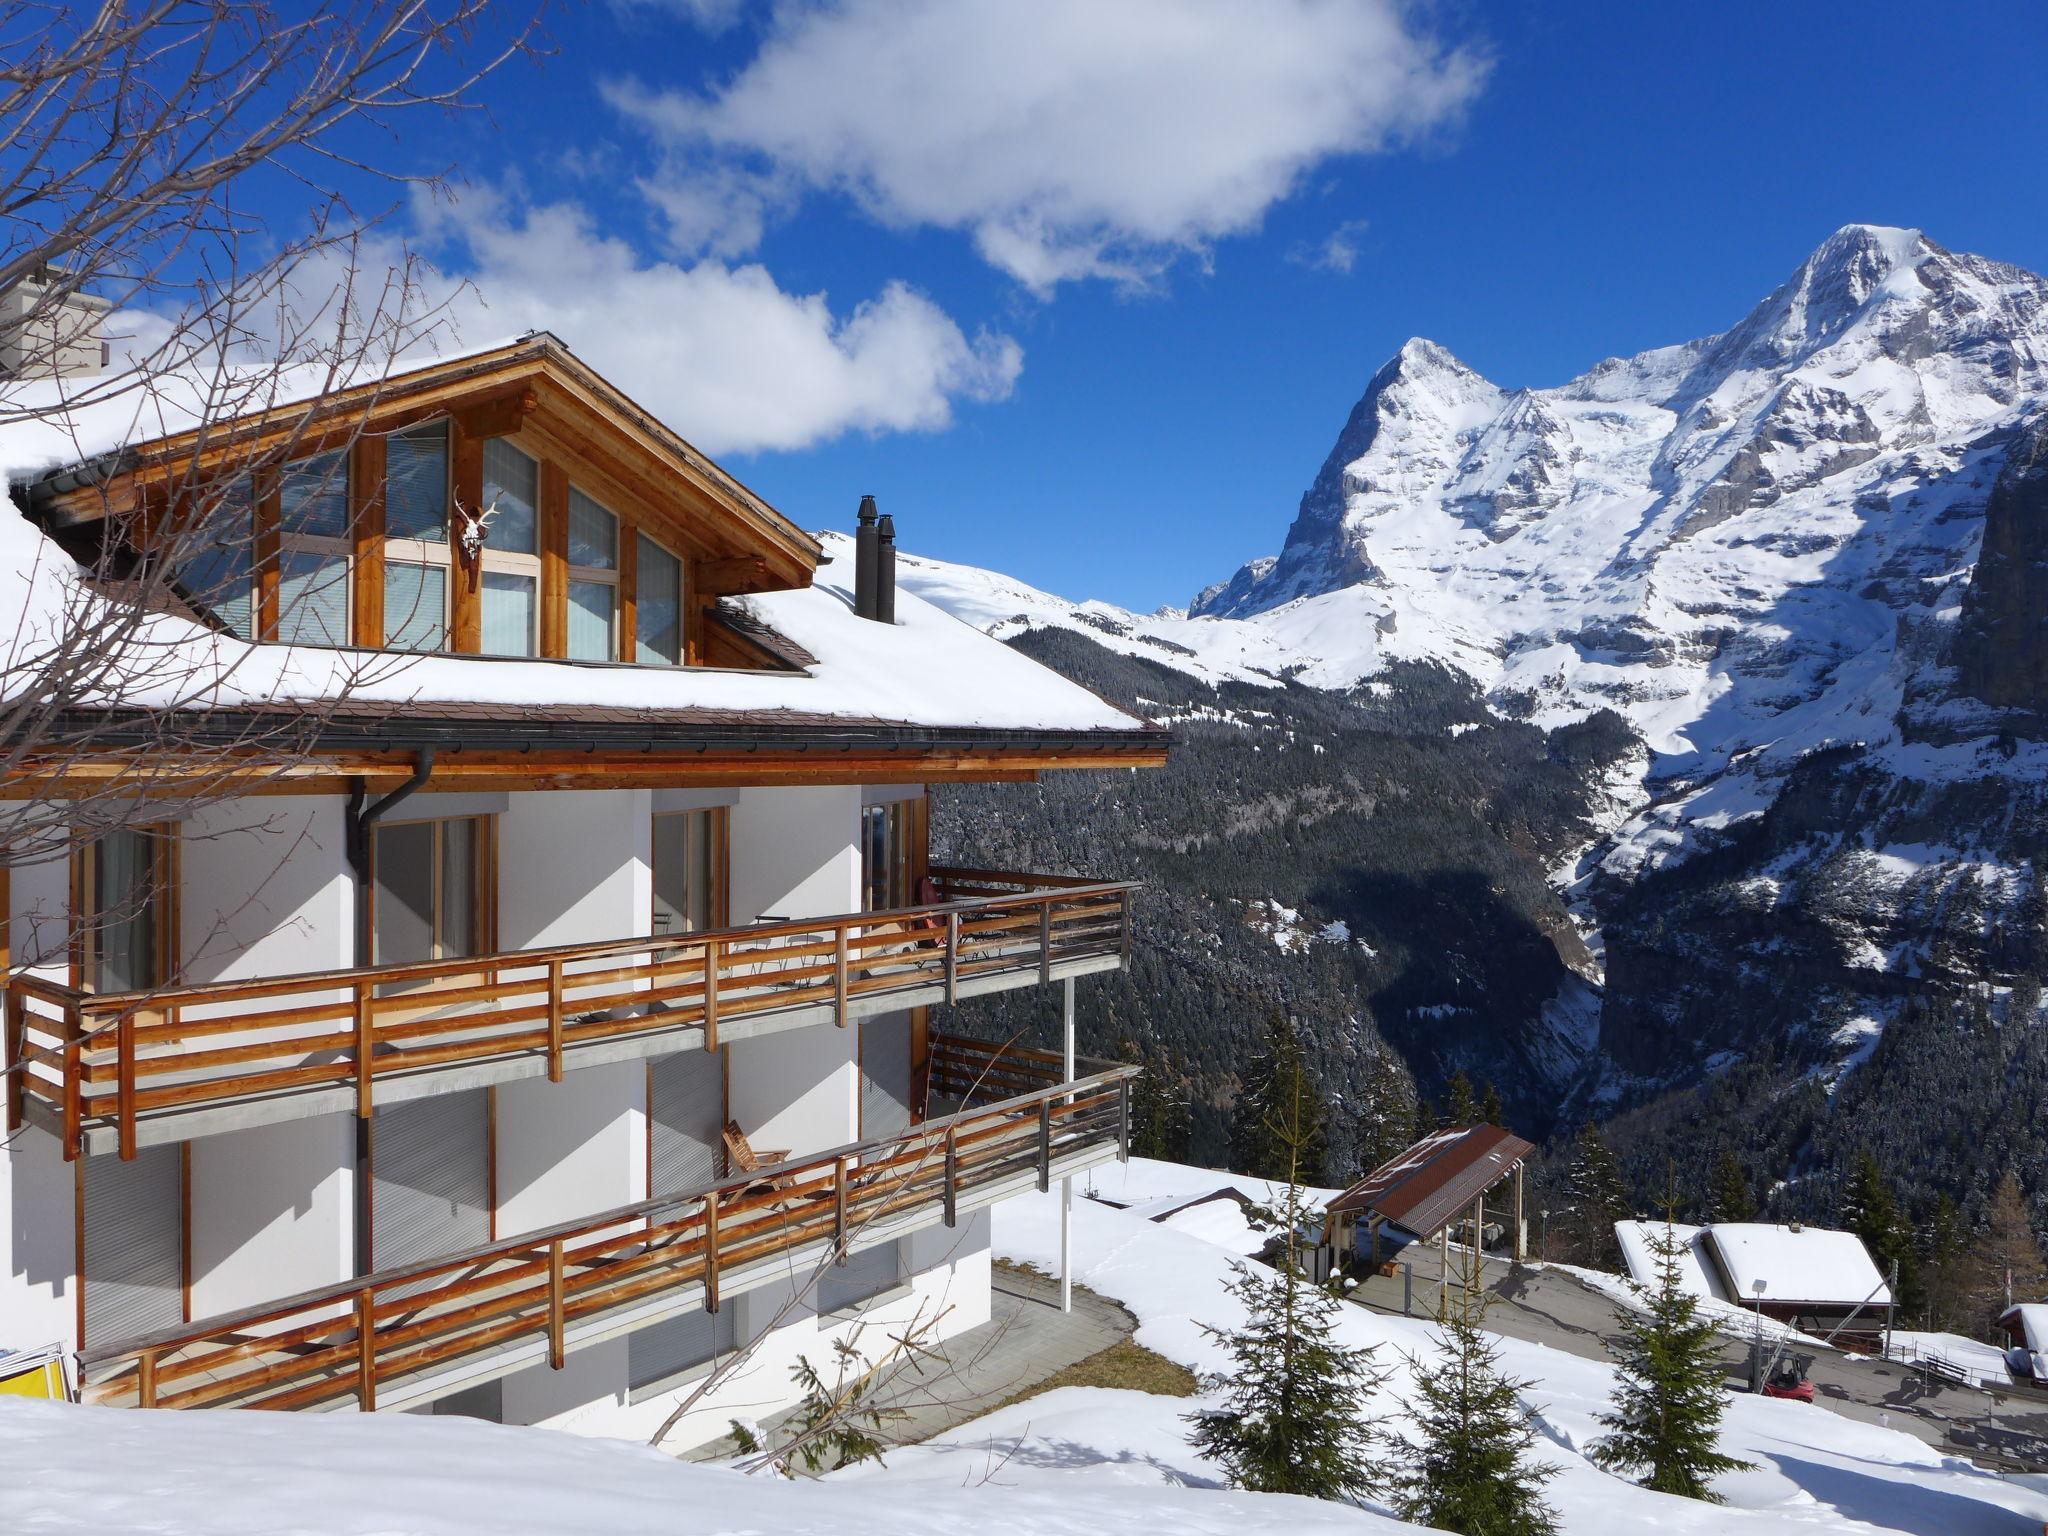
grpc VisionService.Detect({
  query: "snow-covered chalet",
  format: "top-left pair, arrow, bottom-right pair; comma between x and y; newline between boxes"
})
0,323 -> 1166,1447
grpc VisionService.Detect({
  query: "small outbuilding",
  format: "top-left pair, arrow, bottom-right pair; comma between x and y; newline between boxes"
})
1324,1125 -> 1535,1270
1999,1304 -> 2048,1387
1615,1219 -> 1894,1344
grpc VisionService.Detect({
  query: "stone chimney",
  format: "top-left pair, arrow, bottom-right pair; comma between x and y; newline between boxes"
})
0,269 -> 112,380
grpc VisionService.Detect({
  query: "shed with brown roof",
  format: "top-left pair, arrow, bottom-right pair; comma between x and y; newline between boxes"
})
1324,1124 -> 1534,1269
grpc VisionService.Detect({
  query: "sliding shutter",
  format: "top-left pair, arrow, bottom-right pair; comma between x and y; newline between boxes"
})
627,1306 -> 736,1400
859,1013 -> 914,1143
650,1050 -> 725,1196
818,1239 -> 901,1313
372,1090 -> 489,1273
81,1143 -> 183,1347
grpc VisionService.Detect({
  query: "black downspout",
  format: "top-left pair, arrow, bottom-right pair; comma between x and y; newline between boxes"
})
342,747 -> 436,1276
854,495 -> 879,619
875,514 -> 897,625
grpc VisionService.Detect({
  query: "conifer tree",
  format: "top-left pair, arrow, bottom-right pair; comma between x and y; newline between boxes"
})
1479,1080 -> 1506,1129
1709,1148 -> 1756,1223
1564,1122 -> 1630,1269
1593,1219 -> 1750,1501
1968,1169 -> 2048,1330
1393,1255 -> 1559,1535
1123,1039 -> 1192,1162
1841,1149 -> 1917,1316
1922,1193 -> 1968,1333
1229,1011 -> 1327,1183
1190,1059 -> 1385,1499
1445,1069 -> 1481,1128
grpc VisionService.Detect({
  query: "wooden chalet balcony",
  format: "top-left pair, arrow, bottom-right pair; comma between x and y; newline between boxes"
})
5,867 -> 1134,1159
76,1043 -> 1135,1414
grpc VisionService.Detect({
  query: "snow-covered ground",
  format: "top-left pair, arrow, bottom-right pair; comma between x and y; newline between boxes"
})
7,1156 -> 2045,1535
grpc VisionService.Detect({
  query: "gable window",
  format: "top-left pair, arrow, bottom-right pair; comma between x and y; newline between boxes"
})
76,826 -> 175,993
372,816 -> 491,966
635,533 -> 684,666
479,438 -> 540,657
652,808 -> 725,936
382,422 -> 452,653
566,487 -> 619,662
275,450 -> 352,646
178,475 -> 256,640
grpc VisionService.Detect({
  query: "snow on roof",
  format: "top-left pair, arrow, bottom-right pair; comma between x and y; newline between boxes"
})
2002,1303 -> 2048,1355
1614,1220 -> 1723,1303
1704,1223 -> 1891,1308
0,357 -> 1155,741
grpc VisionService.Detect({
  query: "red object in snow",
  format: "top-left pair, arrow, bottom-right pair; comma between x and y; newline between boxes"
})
1762,1373 -> 1815,1403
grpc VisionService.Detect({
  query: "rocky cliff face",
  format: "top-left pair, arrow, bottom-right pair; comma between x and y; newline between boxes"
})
1954,417 -> 2048,714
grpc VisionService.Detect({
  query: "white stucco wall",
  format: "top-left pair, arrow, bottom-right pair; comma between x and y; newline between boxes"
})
178,796 -> 352,984
188,1114 -> 353,1322
493,789 -> 647,950
10,848 -> 69,980
0,1125 -> 77,1353
494,1061 -> 643,1239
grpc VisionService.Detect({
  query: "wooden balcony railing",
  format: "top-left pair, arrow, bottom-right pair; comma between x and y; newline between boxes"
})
5,867 -> 1134,1160
76,1062 -> 1136,1413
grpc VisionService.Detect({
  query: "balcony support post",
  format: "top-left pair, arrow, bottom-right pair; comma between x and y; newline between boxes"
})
702,940 -> 720,1053
3,989 -> 23,1135
548,1239 -> 566,1369
944,912 -> 959,1005
833,1155 -> 848,1258
353,983 -> 374,1118
116,1012 -> 137,1161
943,1126 -> 957,1228
1061,976 -> 1075,1314
834,926 -> 850,1027
1037,1098 -> 1052,1194
546,959 -> 564,1083
1039,903 -> 1052,985
703,1193 -> 720,1312
137,1349 -> 157,1409
61,1029 -> 80,1161
355,1289 -> 377,1411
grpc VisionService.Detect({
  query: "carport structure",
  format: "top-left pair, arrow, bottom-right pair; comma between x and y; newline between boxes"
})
1323,1125 -> 1534,1294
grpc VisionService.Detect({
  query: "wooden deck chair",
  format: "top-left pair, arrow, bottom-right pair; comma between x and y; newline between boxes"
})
722,1120 -> 793,1197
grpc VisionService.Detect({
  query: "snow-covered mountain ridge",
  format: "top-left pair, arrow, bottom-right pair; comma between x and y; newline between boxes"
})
904,226 -> 2048,879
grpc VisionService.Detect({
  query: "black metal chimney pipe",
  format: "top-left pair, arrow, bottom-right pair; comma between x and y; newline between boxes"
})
875,513 -> 897,625
854,495 -> 880,619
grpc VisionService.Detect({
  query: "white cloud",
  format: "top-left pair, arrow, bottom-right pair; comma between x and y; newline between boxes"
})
414,190 -> 1020,456
1289,218 -> 1373,275
609,0 -> 1486,292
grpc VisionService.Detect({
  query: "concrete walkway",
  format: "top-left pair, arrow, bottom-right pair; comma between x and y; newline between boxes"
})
1347,1240 -> 2048,1473
866,1263 -> 1133,1445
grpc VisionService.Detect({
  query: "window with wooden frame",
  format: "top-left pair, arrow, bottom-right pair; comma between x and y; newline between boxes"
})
860,801 -> 918,914
371,816 -> 494,966
380,421 -> 453,653
176,473 -> 257,640
478,438 -> 541,657
74,825 -> 177,994
652,808 -> 727,936
565,485 -> 620,662
634,531 -> 685,667
273,449 -> 353,646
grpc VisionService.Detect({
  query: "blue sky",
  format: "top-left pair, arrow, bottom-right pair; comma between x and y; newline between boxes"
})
387,0 -> 2048,611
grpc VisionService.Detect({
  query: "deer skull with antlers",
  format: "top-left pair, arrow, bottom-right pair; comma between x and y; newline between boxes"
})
455,493 -> 501,564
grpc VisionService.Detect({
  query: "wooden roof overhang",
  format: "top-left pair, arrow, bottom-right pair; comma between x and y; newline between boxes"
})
1326,1124 -> 1535,1242
19,333 -> 820,598
3,704 -> 1171,796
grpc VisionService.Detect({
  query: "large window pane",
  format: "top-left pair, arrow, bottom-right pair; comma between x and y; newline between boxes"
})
88,829 -> 161,992
481,438 -> 537,555
567,488 -> 616,569
280,451 -> 350,539
276,550 -> 350,646
481,570 -> 536,657
383,562 -> 448,652
440,818 -> 479,960
567,578 -> 614,662
636,535 -> 682,666
179,476 -> 254,638
653,811 -> 717,935
386,424 -> 448,543
373,821 -> 434,966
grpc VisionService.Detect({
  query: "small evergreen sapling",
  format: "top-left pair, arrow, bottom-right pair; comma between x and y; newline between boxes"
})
1592,1219 -> 1750,1501
1190,1061 -> 1385,1499
1392,1253 -> 1559,1536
